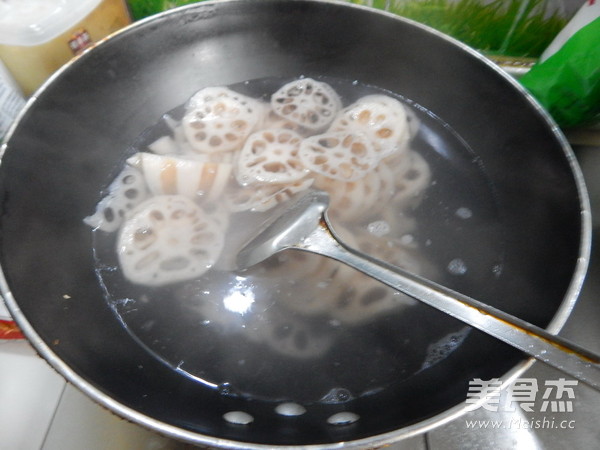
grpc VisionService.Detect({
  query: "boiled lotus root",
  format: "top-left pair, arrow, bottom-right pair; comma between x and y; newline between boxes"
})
127,152 -> 232,202
321,235 -> 436,325
327,281 -> 415,325
182,87 -> 261,154
227,177 -> 314,212
271,78 -> 342,131
313,160 -> 396,223
236,129 -> 307,185
329,95 -> 411,159
250,250 -> 327,280
117,195 -> 225,286
186,86 -> 262,112
324,227 -> 424,325
257,310 -> 334,359
393,151 -> 432,209
84,165 -> 148,232
280,259 -> 357,316
255,105 -> 311,136
277,226 -> 358,316
299,132 -> 378,182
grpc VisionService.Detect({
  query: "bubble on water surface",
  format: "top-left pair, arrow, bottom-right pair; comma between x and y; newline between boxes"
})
367,220 -> 391,237
223,411 -> 254,425
327,412 -> 359,425
275,402 -> 307,416
447,258 -> 467,275
455,207 -> 473,219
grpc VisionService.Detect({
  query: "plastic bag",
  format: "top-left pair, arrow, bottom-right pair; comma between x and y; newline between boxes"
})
520,3 -> 600,128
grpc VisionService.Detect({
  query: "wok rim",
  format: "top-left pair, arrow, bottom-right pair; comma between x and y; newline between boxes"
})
0,1 -> 592,448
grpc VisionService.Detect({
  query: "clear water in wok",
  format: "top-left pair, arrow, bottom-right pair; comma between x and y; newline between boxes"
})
92,76 -> 505,405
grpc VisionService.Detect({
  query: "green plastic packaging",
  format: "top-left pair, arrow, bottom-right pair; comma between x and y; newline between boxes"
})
519,16 -> 600,128
127,0 -> 199,20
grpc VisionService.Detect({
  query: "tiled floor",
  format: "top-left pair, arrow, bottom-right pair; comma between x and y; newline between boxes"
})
0,340 -> 181,450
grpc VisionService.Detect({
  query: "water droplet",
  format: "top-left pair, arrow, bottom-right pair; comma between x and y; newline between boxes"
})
223,411 -> 254,425
275,402 -> 307,417
447,258 -> 467,275
327,411 -> 359,425
218,382 -> 239,397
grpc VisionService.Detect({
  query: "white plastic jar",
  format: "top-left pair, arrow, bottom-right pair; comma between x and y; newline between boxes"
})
0,0 -> 131,96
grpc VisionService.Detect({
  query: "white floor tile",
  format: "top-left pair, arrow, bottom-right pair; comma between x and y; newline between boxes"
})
42,384 -> 183,450
0,341 -> 65,450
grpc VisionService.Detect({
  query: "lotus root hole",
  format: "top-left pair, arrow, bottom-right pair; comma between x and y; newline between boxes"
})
135,251 -> 160,270
191,248 -> 209,257
282,104 -> 297,115
315,92 -> 329,105
405,168 -> 420,180
251,141 -> 267,154
288,160 -> 303,170
294,331 -> 308,350
340,164 -> 353,179
377,128 -> 393,138
103,208 -> 115,222
133,227 -> 154,242
263,162 -> 288,173
150,210 -> 164,221
170,209 -> 188,220
361,287 -> 388,306
232,120 -> 247,131
358,110 -> 371,123
274,324 -> 293,339
274,133 -> 286,143
351,142 -> 367,156
314,155 -> 328,165
160,256 -> 190,271
124,188 -> 138,200
192,232 -> 215,244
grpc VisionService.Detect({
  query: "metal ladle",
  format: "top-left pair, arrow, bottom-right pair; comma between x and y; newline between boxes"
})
236,189 -> 600,391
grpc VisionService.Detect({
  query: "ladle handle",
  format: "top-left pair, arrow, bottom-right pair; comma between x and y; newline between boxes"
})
299,222 -> 600,391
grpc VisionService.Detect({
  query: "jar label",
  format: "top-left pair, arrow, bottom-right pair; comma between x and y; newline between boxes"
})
68,28 -> 93,55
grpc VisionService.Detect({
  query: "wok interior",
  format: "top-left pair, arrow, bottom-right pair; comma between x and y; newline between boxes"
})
0,1 -> 583,446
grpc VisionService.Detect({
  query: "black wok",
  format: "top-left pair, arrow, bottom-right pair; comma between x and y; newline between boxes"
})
0,1 -> 590,447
